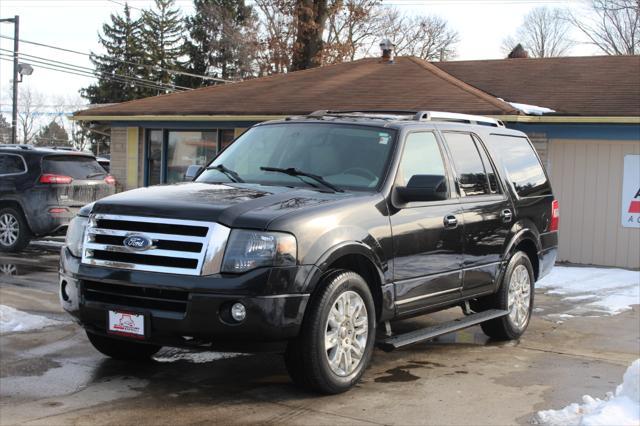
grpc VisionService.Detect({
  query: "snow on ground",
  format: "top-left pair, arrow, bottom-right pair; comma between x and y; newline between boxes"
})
538,266 -> 640,316
0,305 -> 63,334
535,359 -> 640,426
153,348 -> 246,363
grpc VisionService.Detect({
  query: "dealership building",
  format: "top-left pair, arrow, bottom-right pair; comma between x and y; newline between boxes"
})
72,54 -> 640,269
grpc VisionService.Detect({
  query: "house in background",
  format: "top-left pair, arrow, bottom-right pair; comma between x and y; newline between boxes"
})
72,54 -> 640,269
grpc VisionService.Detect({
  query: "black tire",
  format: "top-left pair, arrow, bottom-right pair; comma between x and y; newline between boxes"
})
476,251 -> 535,340
86,331 -> 161,360
0,207 -> 31,252
285,270 -> 376,394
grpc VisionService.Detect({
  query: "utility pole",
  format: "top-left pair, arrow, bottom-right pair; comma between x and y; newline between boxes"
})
1,15 -> 19,144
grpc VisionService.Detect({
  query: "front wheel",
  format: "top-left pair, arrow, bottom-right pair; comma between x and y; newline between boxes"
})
478,251 -> 535,340
285,270 -> 376,394
86,332 -> 161,360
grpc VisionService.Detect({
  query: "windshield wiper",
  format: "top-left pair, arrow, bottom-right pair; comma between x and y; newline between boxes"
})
86,172 -> 106,179
206,164 -> 244,183
260,167 -> 343,193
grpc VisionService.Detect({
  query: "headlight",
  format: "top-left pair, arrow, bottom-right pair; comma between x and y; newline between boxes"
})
221,230 -> 296,273
65,215 -> 88,257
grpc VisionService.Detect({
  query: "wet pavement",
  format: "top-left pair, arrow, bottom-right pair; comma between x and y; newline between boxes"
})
1,244 -> 638,425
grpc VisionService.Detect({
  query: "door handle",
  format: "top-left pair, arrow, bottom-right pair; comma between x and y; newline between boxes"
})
443,215 -> 458,228
501,209 -> 513,223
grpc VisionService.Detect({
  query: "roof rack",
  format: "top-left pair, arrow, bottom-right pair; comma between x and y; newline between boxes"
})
0,144 -> 34,150
413,111 -> 505,127
306,110 -> 505,127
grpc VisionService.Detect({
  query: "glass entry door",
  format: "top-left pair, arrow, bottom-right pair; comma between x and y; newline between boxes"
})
166,131 -> 218,183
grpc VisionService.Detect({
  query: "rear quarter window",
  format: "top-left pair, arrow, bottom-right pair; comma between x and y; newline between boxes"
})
43,155 -> 106,180
0,154 -> 26,175
485,134 -> 551,197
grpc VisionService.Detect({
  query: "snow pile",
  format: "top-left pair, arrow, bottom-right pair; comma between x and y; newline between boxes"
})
538,266 -> 640,315
153,348 -> 246,363
0,305 -> 62,334
506,101 -> 556,115
535,359 -> 640,426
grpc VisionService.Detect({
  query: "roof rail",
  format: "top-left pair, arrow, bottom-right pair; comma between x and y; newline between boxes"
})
0,144 -> 34,150
308,110 -> 418,118
414,111 -> 505,127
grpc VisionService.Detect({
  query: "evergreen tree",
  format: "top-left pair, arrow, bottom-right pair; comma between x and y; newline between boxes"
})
141,0 -> 185,94
178,0 -> 257,87
34,120 -> 70,147
82,3 -> 145,104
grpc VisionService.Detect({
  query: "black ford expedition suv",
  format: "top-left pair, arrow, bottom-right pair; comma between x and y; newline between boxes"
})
59,111 -> 558,394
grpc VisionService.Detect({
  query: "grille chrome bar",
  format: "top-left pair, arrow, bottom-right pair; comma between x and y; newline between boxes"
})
81,214 -> 231,276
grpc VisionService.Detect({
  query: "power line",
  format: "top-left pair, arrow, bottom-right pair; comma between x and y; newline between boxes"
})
0,35 -> 230,83
0,55 -> 183,93
0,48 -> 192,91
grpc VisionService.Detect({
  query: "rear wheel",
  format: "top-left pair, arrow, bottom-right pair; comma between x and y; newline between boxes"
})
86,332 -> 161,360
285,270 -> 376,394
0,207 -> 31,252
476,251 -> 534,340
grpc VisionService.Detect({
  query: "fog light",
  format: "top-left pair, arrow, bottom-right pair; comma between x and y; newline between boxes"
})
230,303 -> 246,322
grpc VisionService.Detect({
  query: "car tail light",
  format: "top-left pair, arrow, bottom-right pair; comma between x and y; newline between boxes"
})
550,199 -> 559,232
49,207 -> 69,214
104,175 -> 116,185
39,174 -> 73,184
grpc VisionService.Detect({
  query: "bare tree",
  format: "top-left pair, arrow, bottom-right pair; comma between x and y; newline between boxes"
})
503,7 -> 574,57
11,86 -> 44,145
324,0 -> 384,64
254,0 -> 298,74
569,0 -> 640,55
379,9 -> 459,61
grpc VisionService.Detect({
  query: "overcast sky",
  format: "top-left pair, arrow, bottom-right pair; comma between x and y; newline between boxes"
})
0,0 -> 598,116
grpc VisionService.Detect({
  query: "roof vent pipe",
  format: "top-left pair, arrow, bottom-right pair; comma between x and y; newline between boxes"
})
379,39 -> 395,63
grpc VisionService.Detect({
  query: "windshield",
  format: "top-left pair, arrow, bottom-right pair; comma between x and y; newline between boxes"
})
196,123 -> 396,191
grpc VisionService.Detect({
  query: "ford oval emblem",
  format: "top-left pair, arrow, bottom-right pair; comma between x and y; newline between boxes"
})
123,234 -> 154,251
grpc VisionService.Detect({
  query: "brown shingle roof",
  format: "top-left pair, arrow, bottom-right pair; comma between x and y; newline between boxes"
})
435,55 -> 640,116
76,57 -> 516,117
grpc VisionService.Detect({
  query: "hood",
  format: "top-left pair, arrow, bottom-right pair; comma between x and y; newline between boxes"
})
91,182 -> 354,229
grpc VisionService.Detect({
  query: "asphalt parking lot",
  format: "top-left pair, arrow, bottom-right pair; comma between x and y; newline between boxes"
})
1,243 -> 638,425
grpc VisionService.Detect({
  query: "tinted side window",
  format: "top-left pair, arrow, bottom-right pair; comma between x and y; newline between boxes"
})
473,136 -> 500,194
398,132 -> 446,185
486,135 -> 551,197
43,156 -> 106,180
0,154 -> 26,175
444,133 -> 489,196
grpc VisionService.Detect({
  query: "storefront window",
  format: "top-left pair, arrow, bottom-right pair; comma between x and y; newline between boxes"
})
146,130 -> 163,186
166,131 -> 218,183
220,129 -> 235,151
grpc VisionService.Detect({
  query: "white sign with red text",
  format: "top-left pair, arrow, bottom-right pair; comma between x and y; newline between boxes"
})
108,311 -> 145,337
621,155 -> 640,228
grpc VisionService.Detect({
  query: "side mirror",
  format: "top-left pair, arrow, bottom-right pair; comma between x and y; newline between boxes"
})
396,175 -> 448,203
184,165 -> 204,181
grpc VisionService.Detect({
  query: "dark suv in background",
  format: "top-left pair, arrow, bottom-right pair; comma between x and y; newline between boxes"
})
0,145 -> 115,252
59,111 -> 558,394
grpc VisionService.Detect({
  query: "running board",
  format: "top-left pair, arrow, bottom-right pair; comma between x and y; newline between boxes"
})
377,309 -> 509,352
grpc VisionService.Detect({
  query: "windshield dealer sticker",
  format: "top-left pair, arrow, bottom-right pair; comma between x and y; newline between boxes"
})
378,133 -> 390,145
621,154 -> 640,228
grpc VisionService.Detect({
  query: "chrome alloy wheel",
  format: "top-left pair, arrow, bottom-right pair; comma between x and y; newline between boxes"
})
0,213 -> 19,247
324,290 -> 369,377
508,264 -> 531,330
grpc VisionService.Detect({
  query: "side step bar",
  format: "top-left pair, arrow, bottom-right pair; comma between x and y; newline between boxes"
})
377,309 -> 509,352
